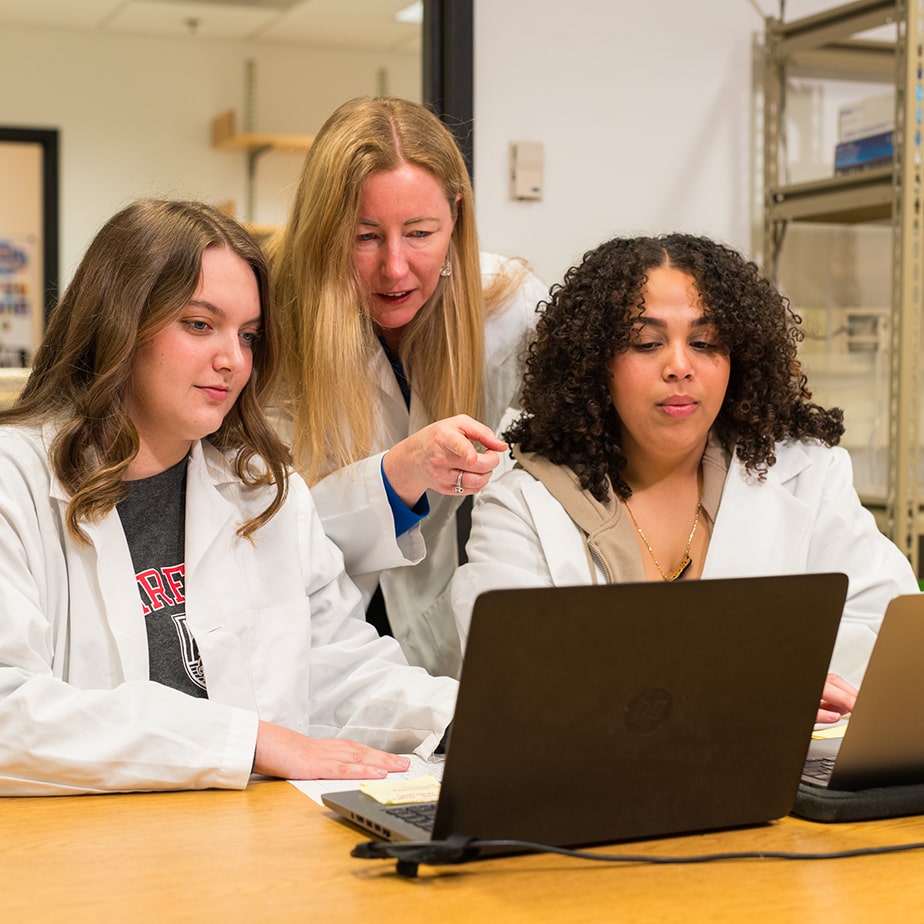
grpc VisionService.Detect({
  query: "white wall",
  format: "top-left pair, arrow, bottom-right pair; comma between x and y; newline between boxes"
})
473,0 -> 765,287
0,24 -> 418,284
1,3 -> 866,294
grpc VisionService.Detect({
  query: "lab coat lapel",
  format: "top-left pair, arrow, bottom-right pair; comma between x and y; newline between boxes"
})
38,420 -> 148,681
50,482 -> 150,682
704,442 -> 815,576
183,441 -> 236,575
182,442 -> 263,711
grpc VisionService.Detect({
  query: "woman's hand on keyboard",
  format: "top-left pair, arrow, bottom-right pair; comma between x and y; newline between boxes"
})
816,673 -> 858,724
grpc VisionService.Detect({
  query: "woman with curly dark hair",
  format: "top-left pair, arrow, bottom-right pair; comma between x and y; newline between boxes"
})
451,233 -> 917,722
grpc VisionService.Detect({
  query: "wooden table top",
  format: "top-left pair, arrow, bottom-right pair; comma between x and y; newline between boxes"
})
4,779 -> 924,923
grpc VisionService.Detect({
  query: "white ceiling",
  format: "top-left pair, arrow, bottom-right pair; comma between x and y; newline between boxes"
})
0,0 -> 421,53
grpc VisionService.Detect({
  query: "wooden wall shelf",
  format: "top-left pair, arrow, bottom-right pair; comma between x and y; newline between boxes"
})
210,110 -> 314,153
210,109 -> 313,226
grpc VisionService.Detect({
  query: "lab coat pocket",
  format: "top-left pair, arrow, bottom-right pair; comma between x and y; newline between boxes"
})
199,599 -> 312,731
246,599 -> 313,730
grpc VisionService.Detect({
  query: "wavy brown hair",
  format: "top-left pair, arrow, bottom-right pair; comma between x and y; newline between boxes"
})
506,233 -> 844,502
1,198 -> 291,541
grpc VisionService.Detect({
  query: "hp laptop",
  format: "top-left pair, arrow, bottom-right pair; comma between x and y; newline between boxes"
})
795,592 -> 924,821
324,574 -> 846,849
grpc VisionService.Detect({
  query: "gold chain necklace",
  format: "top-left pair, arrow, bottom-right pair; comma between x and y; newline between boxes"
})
623,495 -> 703,582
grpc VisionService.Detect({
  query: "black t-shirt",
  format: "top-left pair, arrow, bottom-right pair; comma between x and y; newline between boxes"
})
116,456 -> 206,698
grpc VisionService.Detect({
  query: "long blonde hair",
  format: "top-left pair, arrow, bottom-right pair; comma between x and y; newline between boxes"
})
268,97 -> 489,485
3,199 -> 291,541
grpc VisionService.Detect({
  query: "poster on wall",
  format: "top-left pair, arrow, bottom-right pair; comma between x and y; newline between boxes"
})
0,234 -> 36,367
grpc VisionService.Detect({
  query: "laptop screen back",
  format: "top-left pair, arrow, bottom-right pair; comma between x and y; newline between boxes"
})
430,574 -> 847,846
825,593 -> 924,790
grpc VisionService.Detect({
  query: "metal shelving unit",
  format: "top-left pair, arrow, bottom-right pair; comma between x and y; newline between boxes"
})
763,0 -> 924,573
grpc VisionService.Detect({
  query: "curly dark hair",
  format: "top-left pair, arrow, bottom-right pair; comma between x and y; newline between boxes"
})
506,233 -> 844,502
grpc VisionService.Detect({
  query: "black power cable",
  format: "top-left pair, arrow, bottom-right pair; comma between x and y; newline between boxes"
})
352,834 -> 924,878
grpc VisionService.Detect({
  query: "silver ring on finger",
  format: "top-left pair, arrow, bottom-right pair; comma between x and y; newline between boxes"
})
453,470 -> 465,494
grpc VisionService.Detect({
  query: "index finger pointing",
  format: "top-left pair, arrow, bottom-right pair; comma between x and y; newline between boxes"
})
453,418 -> 508,452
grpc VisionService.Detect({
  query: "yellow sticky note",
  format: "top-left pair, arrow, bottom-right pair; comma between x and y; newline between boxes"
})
812,721 -> 849,740
359,774 -> 441,805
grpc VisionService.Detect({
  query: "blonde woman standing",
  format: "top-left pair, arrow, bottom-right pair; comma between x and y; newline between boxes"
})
270,97 -> 547,677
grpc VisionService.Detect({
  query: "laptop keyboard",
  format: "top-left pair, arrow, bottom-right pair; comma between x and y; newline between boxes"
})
384,802 -> 438,833
802,757 -> 835,786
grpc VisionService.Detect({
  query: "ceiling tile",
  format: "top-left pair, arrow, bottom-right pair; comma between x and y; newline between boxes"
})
0,0 -> 421,50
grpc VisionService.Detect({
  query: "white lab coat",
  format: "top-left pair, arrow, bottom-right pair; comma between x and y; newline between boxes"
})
311,253 -> 548,679
451,440 -> 919,689
0,422 -> 457,796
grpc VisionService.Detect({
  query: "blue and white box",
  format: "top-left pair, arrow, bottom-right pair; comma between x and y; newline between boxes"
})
834,130 -> 893,174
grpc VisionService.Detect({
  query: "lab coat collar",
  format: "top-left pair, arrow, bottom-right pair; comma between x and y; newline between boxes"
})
42,419 -> 71,505
42,425 -> 239,680
44,421 -> 238,564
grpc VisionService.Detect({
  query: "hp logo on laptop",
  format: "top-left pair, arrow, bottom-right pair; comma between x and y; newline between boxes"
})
624,687 -> 673,733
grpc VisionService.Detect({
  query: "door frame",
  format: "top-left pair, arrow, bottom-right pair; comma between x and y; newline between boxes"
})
0,126 -> 59,328
423,0 -> 474,179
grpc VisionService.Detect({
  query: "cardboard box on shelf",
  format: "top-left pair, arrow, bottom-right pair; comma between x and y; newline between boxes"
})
838,91 -> 895,143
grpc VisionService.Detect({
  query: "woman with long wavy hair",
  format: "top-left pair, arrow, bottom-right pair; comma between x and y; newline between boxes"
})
0,199 -> 456,796
269,97 -> 547,677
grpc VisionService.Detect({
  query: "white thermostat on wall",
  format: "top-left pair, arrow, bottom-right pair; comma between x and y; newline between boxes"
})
509,141 -> 544,201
